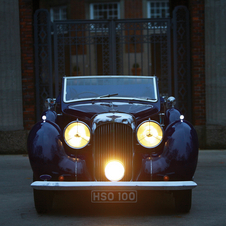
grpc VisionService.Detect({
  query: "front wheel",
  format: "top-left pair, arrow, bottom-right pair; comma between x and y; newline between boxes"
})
174,190 -> 192,213
33,189 -> 54,214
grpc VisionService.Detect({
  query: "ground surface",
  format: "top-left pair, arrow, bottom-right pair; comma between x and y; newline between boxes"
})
0,150 -> 226,226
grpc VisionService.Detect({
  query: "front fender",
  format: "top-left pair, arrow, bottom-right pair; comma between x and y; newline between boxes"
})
139,120 -> 199,180
27,120 -> 76,180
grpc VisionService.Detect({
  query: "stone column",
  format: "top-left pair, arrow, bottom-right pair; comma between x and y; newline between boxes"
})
0,0 -> 23,131
205,0 -> 226,147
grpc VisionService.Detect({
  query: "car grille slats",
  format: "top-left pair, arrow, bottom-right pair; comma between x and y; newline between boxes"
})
94,123 -> 133,181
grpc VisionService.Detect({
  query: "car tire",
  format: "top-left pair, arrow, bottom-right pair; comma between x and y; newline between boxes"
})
174,190 -> 192,213
33,189 -> 54,214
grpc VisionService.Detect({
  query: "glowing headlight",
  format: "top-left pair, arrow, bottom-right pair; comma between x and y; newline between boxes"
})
64,121 -> 90,149
137,120 -> 163,148
105,161 -> 125,182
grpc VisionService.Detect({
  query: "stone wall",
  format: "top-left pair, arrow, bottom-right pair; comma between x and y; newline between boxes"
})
0,0 -> 24,131
0,0 -> 35,153
205,0 -> 226,148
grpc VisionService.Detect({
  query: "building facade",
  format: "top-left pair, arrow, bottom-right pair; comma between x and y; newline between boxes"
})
1,0 -> 223,152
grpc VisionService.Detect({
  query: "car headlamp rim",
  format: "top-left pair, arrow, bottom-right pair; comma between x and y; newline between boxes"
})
64,120 -> 91,149
136,119 -> 163,148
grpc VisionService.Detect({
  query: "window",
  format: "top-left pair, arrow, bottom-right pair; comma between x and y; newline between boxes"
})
50,6 -> 67,21
147,1 -> 169,18
90,2 -> 120,20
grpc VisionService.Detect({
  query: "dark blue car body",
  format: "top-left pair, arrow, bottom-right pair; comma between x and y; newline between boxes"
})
28,76 -> 198,213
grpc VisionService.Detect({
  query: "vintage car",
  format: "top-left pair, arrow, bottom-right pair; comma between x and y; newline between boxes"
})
28,75 -> 199,213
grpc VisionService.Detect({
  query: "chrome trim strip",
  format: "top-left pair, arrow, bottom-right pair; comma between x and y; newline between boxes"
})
31,181 -> 197,191
92,112 -> 136,132
65,97 -> 157,104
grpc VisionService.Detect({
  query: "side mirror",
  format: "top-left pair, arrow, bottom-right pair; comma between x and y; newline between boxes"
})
166,96 -> 176,109
45,98 -> 56,110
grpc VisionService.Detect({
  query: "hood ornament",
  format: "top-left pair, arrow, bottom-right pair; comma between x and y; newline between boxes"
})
106,115 -> 121,121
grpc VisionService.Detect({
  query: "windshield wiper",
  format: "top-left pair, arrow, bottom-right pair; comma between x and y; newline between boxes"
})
97,93 -> 118,98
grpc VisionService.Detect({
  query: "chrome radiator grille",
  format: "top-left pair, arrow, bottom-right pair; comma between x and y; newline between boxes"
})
94,123 -> 133,181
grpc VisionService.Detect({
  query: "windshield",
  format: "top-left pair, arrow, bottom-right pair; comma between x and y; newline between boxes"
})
63,76 -> 158,103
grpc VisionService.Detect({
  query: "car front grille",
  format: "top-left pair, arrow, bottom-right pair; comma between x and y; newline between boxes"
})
94,123 -> 133,181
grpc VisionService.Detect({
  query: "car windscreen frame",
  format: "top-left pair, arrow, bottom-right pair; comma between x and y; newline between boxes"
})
63,76 -> 158,103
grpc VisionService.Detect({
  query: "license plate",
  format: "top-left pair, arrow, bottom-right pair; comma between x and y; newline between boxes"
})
91,190 -> 137,203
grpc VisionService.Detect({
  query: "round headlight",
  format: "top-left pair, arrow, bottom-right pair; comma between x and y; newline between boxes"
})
137,120 -> 163,148
64,121 -> 91,149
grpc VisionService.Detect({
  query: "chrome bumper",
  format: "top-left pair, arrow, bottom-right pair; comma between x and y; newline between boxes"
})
31,181 -> 197,191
